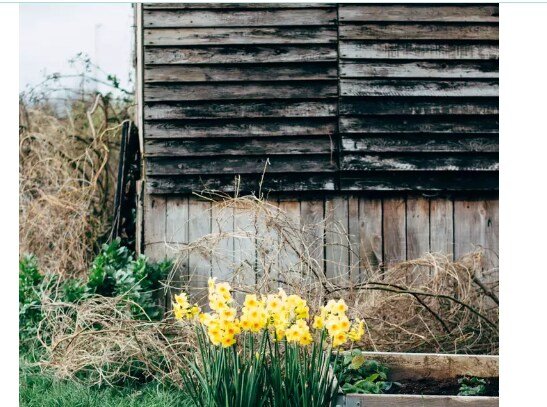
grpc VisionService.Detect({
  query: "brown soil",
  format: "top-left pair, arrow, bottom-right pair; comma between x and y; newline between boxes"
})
388,377 -> 499,396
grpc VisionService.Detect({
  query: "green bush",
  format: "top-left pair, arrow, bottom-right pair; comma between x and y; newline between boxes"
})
19,238 -> 172,349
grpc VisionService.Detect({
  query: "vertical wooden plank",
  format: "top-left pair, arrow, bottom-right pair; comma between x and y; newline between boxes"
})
211,202 -> 234,283
135,3 -> 144,153
300,199 -> 325,281
483,199 -> 499,271
188,198 -> 212,304
325,196 -> 349,285
430,198 -> 454,259
255,198 -> 279,290
383,197 -> 406,266
135,180 -> 144,255
165,196 -> 189,308
143,193 -> 167,309
143,194 -> 167,262
348,196 -> 361,283
278,199 -> 301,288
359,197 -> 383,278
234,202 -> 256,290
406,196 -> 430,282
454,198 -> 499,274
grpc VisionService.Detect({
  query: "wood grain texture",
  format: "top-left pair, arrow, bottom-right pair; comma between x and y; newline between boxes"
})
145,100 -> 337,120
145,81 -> 337,101
341,154 -> 499,172
145,63 -> 337,82
145,118 -> 336,138
343,394 -> 498,407
454,199 -> 499,275
430,198 -> 454,258
358,198 -> 383,275
151,195 -> 497,290
143,194 -> 167,262
211,203 -> 234,281
144,4 -> 335,9
342,135 -> 499,153
145,45 -> 337,64
144,8 -> 337,28
340,172 -> 498,191
340,61 -> 498,79
383,198 -> 406,264
339,5 -> 499,22
340,79 -> 498,97
146,175 -> 337,195
340,116 -> 499,134
146,155 -> 337,176
188,200 -> 211,304
348,196 -> 360,282
340,42 -> 498,60
145,137 -> 335,157
165,196 -> 189,274
340,98 -> 499,116
145,26 -> 336,45
340,23 -> 498,40
325,197 -> 349,284
300,199 -> 325,277
406,196 -> 430,281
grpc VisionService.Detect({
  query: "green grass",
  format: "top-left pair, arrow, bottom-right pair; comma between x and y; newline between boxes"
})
20,361 -> 191,407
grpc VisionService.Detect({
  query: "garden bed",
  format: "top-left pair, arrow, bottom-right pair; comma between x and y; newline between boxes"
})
333,351 -> 499,407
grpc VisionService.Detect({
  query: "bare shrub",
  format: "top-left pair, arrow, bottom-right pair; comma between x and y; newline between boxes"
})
19,58 -> 132,277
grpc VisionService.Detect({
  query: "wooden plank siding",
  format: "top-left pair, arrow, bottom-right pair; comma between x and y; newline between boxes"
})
140,3 -> 498,194
145,195 -> 498,288
337,3 -> 498,192
137,5 -> 499,288
142,3 -> 338,194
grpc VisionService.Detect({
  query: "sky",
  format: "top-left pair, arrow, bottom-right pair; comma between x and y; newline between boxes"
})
19,3 -> 134,94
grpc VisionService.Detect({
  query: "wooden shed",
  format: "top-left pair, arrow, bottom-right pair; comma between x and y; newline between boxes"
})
134,3 -> 499,289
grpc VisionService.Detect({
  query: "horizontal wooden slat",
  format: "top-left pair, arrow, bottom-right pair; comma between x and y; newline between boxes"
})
339,42 -> 498,60
145,45 -> 337,64
144,4 -> 334,9
145,81 -> 337,101
359,351 -> 499,381
339,5 -> 499,22
342,135 -> 498,153
340,116 -> 498,134
145,63 -> 337,82
145,101 -> 337,119
340,98 -> 499,115
340,171 -> 498,191
343,394 -> 498,407
341,79 -> 498,97
145,26 -> 336,46
340,61 -> 498,79
147,155 -> 337,175
144,9 -> 336,28
342,153 -> 499,171
145,118 -> 336,138
340,23 -> 498,40
146,174 -> 337,194
145,136 -> 335,157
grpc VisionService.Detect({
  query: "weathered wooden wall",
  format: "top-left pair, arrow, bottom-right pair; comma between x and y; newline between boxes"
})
139,3 -> 499,194
136,4 -> 499,287
143,194 -> 499,285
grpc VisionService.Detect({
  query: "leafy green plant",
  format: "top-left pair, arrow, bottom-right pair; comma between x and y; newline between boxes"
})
19,239 -> 172,351
87,239 -> 171,319
334,350 -> 399,395
458,376 -> 487,396
19,255 -> 44,347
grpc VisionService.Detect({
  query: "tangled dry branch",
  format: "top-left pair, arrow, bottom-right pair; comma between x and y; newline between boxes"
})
38,193 -> 498,386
